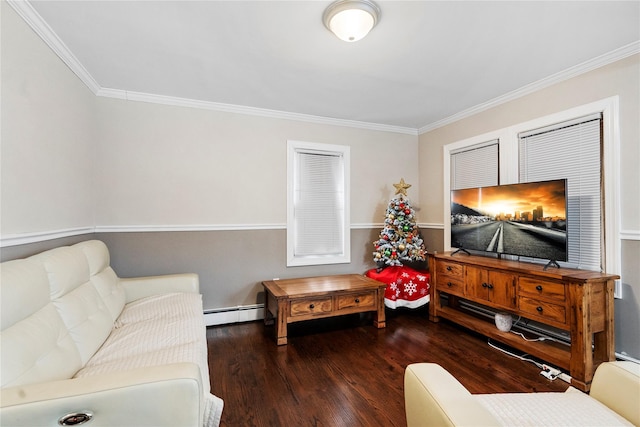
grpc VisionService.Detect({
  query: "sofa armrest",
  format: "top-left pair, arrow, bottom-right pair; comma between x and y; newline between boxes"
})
589,361 -> 640,426
1,363 -> 204,427
120,273 -> 200,302
404,363 -> 501,427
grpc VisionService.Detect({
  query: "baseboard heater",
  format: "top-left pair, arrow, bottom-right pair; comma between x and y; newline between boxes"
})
444,297 -> 640,364
440,295 -> 571,344
203,304 -> 265,326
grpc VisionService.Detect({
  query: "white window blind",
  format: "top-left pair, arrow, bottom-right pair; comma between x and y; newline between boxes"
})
451,141 -> 499,190
294,151 -> 344,256
519,114 -> 602,271
287,141 -> 350,266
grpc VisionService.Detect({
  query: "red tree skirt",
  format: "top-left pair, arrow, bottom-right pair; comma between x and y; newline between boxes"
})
365,265 -> 430,309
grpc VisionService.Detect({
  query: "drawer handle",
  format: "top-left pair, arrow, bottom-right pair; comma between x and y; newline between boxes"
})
482,282 -> 488,288
446,266 -> 453,271
536,285 -> 543,291
447,282 -> 453,287
536,306 -> 543,312
309,304 -> 315,309
487,283 -> 494,289
355,298 -> 360,303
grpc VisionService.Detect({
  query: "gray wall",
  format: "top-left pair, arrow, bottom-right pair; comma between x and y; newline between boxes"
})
0,227 -> 437,311
617,239 -> 640,358
97,228 -> 382,310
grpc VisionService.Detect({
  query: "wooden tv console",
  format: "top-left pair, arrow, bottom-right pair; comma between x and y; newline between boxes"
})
429,252 -> 619,391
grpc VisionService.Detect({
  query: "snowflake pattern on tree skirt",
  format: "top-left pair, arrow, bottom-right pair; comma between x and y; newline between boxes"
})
366,265 -> 430,309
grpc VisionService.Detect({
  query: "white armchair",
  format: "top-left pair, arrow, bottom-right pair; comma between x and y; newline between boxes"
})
404,361 -> 639,426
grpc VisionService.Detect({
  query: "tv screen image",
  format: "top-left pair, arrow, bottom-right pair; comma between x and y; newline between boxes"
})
451,179 -> 567,263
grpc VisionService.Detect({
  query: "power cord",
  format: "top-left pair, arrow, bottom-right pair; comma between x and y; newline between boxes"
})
488,338 -> 572,384
510,330 -> 547,342
509,316 -> 568,345
487,339 -> 544,369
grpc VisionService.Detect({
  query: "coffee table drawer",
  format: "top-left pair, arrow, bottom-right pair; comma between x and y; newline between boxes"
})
290,298 -> 332,317
337,292 -> 375,310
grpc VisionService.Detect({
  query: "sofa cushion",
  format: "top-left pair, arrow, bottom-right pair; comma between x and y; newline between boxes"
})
1,259 -> 50,329
0,259 -> 82,387
76,240 -> 125,322
30,246 -> 114,365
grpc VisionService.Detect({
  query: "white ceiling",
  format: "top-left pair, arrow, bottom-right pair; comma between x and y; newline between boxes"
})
18,1 -> 640,132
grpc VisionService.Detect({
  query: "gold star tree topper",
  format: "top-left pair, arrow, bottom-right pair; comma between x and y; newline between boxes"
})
393,178 -> 412,197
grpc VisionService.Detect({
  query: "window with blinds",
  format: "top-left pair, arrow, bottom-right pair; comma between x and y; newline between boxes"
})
450,141 -> 499,190
519,113 -> 603,271
287,141 -> 350,266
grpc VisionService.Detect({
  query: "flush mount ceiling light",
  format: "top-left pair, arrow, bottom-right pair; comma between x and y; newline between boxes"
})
323,0 -> 380,42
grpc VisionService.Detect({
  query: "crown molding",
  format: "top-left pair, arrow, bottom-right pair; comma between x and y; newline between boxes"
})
419,40 -> 640,135
9,0 -> 638,137
9,0 -> 415,135
7,0 -> 101,94
96,88 -> 418,135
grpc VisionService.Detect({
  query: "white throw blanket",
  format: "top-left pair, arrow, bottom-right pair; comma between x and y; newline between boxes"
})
75,293 -> 223,427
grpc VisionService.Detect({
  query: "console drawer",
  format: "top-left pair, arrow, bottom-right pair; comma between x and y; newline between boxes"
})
337,292 -> 375,310
290,298 -> 332,317
519,296 -> 567,325
439,276 -> 465,296
436,261 -> 464,278
519,277 -> 565,301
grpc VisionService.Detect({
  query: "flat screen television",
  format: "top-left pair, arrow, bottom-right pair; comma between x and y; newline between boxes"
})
450,179 -> 567,267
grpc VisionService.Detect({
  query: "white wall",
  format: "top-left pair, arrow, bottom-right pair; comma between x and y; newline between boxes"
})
2,0 -> 420,237
1,2 -> 96,237
94,98 -> 418,228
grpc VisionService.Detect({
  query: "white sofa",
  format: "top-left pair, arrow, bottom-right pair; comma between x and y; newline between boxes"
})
405,361 -> 639,426
1,240 -> 223,427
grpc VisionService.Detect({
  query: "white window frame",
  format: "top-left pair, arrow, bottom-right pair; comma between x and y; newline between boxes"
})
287,140 -> 351,267
443,97 -> 621,289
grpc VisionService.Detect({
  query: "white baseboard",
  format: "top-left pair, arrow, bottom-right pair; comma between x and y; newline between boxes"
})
204,304 -> 265,326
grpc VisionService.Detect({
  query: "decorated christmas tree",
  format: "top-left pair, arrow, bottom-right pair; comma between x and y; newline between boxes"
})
373,179 -> 427,268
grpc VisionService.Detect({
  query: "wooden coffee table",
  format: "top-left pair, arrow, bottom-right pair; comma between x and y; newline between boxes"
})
262,274 -> 387,345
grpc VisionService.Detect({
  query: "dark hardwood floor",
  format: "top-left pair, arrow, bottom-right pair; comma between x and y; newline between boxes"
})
207,308 -> 568,427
